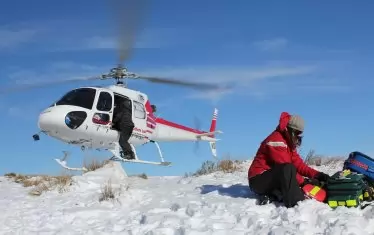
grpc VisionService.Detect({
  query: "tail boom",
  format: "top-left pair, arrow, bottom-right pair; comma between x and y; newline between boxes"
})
153,108 -> 221,158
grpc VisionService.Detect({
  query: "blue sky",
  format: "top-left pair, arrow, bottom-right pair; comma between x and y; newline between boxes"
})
1,0 -> 374,177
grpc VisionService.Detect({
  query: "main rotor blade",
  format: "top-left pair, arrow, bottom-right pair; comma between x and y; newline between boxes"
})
0,76 -> 102,94
111,0 -> 149,65
135,75 -> 230,90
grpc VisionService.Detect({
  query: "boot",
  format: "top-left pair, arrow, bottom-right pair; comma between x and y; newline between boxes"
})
121,151 -> 135,160
257,194 -> 278,205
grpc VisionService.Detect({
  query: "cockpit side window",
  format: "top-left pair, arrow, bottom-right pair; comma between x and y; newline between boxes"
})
56,88 -> 96,110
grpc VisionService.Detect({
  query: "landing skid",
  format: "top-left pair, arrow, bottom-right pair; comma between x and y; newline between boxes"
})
54,151 -> 88,172
108,141 -> 172,167
55,158 -> 88,172
54,141 -> 171,172
109,155 -> 171,166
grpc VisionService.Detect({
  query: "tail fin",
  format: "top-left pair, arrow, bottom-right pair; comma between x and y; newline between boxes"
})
209,141 -> 217,158
194,108 -> 221,158
209,108 -> 218,158
209,108 -> 218,138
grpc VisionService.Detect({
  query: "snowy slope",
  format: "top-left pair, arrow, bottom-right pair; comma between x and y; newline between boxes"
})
0,160 -> 374,234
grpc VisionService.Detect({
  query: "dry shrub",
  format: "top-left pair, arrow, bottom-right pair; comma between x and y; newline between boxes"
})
5,172 -> 73,196
304,149 -> 346,167
138,173 -> 148,179
83,158 -> 110,172
129,173 -> 148,179
29,181 -> 52,196
99,179 -> 116,202
193,160 -> 217,176
4,172 -> 16,178
98,179 -> 128,203
193,157 -> 243,176
217,159 -> 239,173
304,149 -> 321,166
23,176 -> 48,187
54,174 -> 74,193
29,174 -> 73,196
321,156 -> 346,168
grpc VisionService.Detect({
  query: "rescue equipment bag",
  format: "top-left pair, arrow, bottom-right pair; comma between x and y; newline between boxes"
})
326,169 -> 366,208
343,151 -> 374,182
302,183 -> 326,202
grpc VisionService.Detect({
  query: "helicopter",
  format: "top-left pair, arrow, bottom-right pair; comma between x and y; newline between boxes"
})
0,0 -> 227,172
29,65 -> 223,171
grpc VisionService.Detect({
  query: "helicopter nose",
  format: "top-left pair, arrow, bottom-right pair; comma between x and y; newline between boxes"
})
38,107 -> 88,133
38,109 -> 61,133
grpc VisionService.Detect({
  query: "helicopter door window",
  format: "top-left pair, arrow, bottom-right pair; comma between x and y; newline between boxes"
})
96,91 -> 113,112
133,101 -> 146,119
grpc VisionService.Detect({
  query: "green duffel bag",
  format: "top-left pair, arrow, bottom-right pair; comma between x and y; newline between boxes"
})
326,169 -> 365,208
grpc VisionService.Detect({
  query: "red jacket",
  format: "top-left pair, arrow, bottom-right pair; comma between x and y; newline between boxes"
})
248,112 -> 319,185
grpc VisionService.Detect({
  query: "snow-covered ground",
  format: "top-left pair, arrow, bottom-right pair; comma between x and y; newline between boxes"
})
1,160 -> 374,235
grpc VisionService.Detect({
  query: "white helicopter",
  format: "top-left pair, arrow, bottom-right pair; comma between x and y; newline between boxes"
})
0,0 -> 227,172
33,65 -> 222,171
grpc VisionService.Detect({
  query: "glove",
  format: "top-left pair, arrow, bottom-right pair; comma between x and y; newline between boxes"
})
315,172 -> 330,183
302,177 -> 321,187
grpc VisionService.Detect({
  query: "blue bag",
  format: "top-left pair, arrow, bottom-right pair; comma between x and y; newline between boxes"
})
344,151 -> 374,182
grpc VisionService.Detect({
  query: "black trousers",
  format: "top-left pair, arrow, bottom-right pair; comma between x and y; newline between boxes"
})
119,126 -> 134,155
249,163 -> 305,208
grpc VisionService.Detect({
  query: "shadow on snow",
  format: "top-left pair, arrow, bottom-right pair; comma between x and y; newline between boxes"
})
199,183 -> 287,207
199,183 -> 257,199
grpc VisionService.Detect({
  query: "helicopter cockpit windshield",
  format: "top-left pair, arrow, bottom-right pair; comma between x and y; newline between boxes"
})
54,88 -> 97,109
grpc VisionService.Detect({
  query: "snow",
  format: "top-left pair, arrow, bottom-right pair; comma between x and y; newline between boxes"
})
1,160 -> 374,234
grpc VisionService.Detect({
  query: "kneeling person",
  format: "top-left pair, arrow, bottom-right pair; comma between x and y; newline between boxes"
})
247,112 -> 330,207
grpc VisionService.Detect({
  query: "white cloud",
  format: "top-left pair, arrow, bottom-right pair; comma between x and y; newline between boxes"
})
0,28 -> 38,50
292,80 -> 352,93
50,27 -> 185,52
185,88 -> 234,103
7,61 -> 108,86
6,62 -> 316,90
252,38 -> 288,51
7,106 -> 25,118
139,65 -> 351,101
0,19 -> 185,54
137,65 -> 317,101
139,65 -> 315,84
81,35 -> 164,50
7,101 -> 45,120
85,36 -> 117,49
2,61 -> 348,104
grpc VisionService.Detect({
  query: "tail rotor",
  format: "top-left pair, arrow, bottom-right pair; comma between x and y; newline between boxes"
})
193,116 -> 202,154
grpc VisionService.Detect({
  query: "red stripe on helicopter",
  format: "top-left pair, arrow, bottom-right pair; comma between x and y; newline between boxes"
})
147,123 -> 156,129
147,119 -> 156,125
133,127 -> 153,134
147,115 -> 156,122
145,100 -> 200,133
155,118 -> 205,134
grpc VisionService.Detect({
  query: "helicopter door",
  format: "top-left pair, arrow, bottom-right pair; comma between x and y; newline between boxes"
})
132,99 -> 147,134
92,90 -> 114,126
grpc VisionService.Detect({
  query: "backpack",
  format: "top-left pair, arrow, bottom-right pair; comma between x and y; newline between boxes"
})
326,169 -> 366,208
